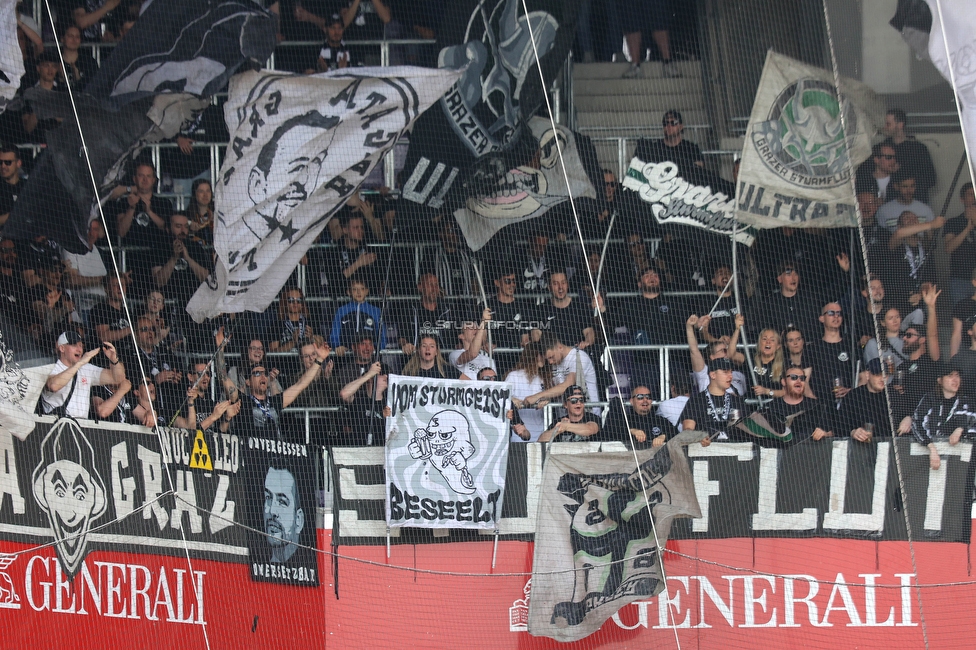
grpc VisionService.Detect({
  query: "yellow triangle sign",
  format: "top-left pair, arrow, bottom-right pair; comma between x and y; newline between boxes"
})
189,430 -> 213,471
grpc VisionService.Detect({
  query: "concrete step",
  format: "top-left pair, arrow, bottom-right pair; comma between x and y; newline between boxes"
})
574,91 -> 702,113
573,76 -> 702,98
576,108 -> 709,129
572,60 -> 702,80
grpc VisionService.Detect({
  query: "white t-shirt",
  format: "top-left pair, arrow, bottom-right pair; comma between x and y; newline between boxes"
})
553,348 -> 599,410
657,396 -> 689,430
505,369 -> 545,442
449,349 -> 495,379
877,199 -> 935,230
693,365 -> 747,397
62,248 -> 107,311
41,360 -> 104,418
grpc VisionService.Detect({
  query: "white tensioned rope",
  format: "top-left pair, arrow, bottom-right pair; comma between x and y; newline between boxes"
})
820,2 -> 928,648
41,6 -> 210,648
518,1 -> 683,644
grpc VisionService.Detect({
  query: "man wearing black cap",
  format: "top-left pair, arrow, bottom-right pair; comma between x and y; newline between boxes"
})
538,386 -> 601,443
764,363 -> 832,445
633,110 -> 704,182
317,13 -> 354,71
899,363 -> 976,470
837,359 -> 891,442
41,332 -> 126,419
680,358 -> 748,444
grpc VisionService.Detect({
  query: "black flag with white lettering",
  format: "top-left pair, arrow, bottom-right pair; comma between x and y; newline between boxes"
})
86,0 -> 276,111
244,439 -> 320,587
399,0 -> 581,235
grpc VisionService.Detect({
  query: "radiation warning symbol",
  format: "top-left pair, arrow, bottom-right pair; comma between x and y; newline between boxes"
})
189,430 -> 213,471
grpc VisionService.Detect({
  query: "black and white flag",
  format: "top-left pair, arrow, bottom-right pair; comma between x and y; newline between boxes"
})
186,67 -> 462,321
385,375 -> 511,531
0,1 -> 24,114
86,0 -> 276,111
399,0 -> 581,228
527,431 -> 703,642
453,117 -> 596,251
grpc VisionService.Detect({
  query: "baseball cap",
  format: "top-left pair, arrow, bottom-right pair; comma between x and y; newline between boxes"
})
562,385 -> 586,402
57,331 -> 83,346
866,358 -> 883,375
935,360 -> 960,378
663,109 -> 683,124
709,358 -> 733,372
328,12 -> 343,25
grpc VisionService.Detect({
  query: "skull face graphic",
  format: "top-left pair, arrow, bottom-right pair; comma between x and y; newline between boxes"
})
408,410 -> 477,494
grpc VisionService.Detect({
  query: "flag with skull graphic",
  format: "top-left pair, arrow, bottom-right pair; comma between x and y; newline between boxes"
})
385,375 -> 512,530
527,431 -> 704,642
185,66 -> 462,322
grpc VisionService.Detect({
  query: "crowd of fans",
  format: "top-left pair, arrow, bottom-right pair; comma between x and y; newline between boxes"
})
2,2 -> 976,471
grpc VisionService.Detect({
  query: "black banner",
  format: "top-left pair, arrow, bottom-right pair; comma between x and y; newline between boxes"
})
0,417 -> 246,579
243,437 -> 319,587
332,438 -> 974,545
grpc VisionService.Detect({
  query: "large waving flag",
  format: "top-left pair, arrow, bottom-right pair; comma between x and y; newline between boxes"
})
0,1 -> 25,115
186,67 -> 463,322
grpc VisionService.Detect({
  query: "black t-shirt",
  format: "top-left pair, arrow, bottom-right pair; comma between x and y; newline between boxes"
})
0,272 -> 27,314
953,349 -> 976,394
408,364 -> 462,380
806,338 -> 855,401
612,293 -> 686,365
398,301 -> 457,349
486,296 -> 536,349
16,238 -> 61,273
892,355 -> 938,420
749,291 -> 820,341
0,178 -> 23,216
766,396 -> 829,444
150,236 -> 212,305
603,401 -> 677,445
238,393 -> 291,441
318,241 -> 380,298
551,411 -> 602,443
108,195 -> 173,247
679,390 -> 749,441
836,385 -> 891,438
536,299 -> 593,347
633,138 -> 704,181
694,294 -> 739,340
337,395 -> 386,446
945,215 -> 976,280
952,298 -> 976,330
90,302 -> 130,337
92,385 -> 134,424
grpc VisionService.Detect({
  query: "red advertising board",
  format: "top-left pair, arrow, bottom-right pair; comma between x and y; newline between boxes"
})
2,527 -> 974,648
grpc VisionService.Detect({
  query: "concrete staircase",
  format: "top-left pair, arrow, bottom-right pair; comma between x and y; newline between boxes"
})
571,60 -> 708,177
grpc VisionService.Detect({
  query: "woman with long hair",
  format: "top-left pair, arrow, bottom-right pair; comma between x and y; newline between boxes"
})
269,286 -> 315,352
505,342 -> 552,441
187,179 -> 215,244
400,335 -> 460,379
751,328 -> 785,398
782,326 -> 813,394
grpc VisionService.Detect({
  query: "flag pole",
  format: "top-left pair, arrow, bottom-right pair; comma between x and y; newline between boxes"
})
367,226 -> 399,447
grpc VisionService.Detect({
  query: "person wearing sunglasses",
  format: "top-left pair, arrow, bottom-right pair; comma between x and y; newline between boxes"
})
763,363 -> 832,445
0,145 -> 24,229
806,302 -> 854,403
538,386 -> 601,443
270,286 -> 315,353
604,385 -> 676,448
854,142 -> 899,204
485,266 -> 534,351
633,110 -> 704,183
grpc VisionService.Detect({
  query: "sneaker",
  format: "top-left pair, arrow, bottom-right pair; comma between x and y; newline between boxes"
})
663,60 -> 681,78
622,64 -> 642,79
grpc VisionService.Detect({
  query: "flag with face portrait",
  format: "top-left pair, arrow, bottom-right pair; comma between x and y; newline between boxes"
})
186,67 -> 462,322
0,1 -> 24,114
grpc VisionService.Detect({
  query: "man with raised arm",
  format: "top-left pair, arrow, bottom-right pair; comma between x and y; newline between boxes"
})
685,313 -> 747,396
679,358 -> 748,446
225,337 -> 332,442
41,332 -> 126,418
450,307 -> 495,380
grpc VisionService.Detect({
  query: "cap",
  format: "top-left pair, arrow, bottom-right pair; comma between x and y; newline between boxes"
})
353,332 -> 375,345
562,385 -> 586,402
663,109 -> 683,124
709,358 -> 733,372
866,358 -> 883,375
38,50 -> 60,64
57,331 -> 82,346
328,12 -> 343,25
935,360 -> 960,378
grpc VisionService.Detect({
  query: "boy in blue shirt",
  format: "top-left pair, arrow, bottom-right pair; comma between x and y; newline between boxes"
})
330,277 -> 385,357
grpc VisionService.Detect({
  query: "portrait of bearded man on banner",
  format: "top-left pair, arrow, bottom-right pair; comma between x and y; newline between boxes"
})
245,110 -> 340,243
31,418 -> 108,578
264,463 -> 305,564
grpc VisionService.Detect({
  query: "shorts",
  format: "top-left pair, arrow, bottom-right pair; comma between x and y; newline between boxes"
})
616,0 -> 671,33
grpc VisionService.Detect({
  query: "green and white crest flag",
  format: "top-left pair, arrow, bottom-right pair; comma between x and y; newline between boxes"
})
527,431 -> 703,642
737,50 -> 885,229
385,375 -> 512,531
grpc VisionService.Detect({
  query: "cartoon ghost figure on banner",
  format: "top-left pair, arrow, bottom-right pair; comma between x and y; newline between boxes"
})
408,410 -> 477,494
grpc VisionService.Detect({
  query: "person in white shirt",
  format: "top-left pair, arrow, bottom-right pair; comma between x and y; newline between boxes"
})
41,331 -> 127,419
449,307 -> 495,380
61,220 -> 108,324
504,342 -> 552,442
657,377 -> 691,430
876,170 -> 936,231
523,333 -> 599,415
